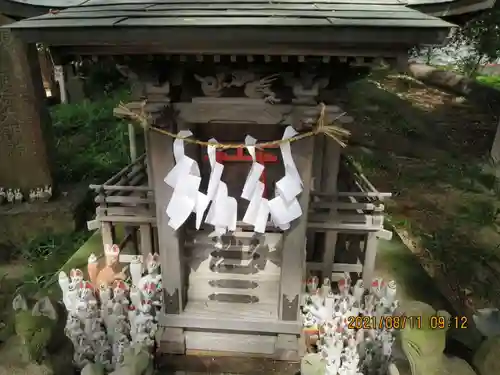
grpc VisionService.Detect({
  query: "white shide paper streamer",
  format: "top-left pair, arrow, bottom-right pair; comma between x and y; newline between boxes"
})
241,135 -> 269,234
204,139 -> 237,238
163,127 -> 303,235
164,130 -> 202,230
269,126 -> 303,230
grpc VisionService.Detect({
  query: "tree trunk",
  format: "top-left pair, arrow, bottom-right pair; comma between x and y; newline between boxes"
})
407,63 -> 500,112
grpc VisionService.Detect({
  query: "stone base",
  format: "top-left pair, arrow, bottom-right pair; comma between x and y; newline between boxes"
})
0,184 -> 92,249
157,354 -> 299,374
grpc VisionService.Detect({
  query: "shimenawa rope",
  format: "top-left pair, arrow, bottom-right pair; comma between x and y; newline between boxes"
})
117,101 -> 351,149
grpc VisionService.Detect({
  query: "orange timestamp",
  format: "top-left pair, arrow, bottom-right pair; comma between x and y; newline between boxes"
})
429,315 -> 469,330
347,315 -> 422,330
347,315 -> 469,330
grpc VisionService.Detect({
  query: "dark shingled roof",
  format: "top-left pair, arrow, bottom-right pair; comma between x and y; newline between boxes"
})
3,0 -> 455,51
7,0 -> 454,29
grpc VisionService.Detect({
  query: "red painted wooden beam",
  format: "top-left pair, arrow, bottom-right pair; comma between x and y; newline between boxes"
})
203,148 -> 279,198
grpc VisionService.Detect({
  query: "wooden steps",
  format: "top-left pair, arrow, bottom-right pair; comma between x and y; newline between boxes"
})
185,231 -> 283,321
183,300 -> 278,320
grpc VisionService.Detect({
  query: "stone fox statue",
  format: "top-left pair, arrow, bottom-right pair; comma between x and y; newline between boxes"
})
399,301 -> 477,375
12,294 -> 58,363
82,342 -> 154,375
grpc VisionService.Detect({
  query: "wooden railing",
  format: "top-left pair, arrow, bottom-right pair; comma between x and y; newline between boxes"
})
87,154 -> 156,229
308,156 -> 391,233
306,156 -> 392,281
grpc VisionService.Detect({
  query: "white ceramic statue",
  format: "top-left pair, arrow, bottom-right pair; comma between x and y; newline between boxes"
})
70,268 -> 84,289
58,247 -> 160,371
59,271 -> 72,310
6,188 -> 14,203
129,285 -> 142,309
35,187 -> 43,200
129,255 -> 144,287
42,185 -> 52,201
139,253 -> 161,289
28,189 -> 37,202
301,275 -> 399,375
112,280 -> 130,311
75,281 -> 98,319
14,188 -> 23,203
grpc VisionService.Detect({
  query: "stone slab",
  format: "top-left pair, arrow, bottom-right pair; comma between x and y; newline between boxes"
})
0,14 -> 54,191
0,183 -> 92,249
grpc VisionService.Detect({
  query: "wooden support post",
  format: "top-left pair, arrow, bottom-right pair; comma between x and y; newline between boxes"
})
144,128 -> 153,189
279,137 -> 314,321
65,64 -> 85,103
306,134 -> 325,263
139,224 -> 153,259
101,222 -> 115,246
98,186 -> 115,247
276,137 -> 314,359
363,232 -> 378,285
321,138 -> 341,279
124,226 -> 138,253
53,65 -> 67,104
128,123 -> 138,162
147,131 -> 184,314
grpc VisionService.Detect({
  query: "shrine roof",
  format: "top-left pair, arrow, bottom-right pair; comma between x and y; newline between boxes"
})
4,0 -> 455,52
407,0 -> 496,17
0,0 -> 81,18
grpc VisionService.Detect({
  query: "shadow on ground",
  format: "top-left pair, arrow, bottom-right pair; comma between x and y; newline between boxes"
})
341,71 -> 500,313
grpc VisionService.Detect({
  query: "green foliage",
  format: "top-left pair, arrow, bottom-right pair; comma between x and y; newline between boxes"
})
78,59 -> 129,98
452,7 -> 500,62
15,232 -> 90,295
448,5 -> 500,77
14,309 -> 54,363
50,90 -> 130,184
476,74 -> 500,89
12,296 -> 58,364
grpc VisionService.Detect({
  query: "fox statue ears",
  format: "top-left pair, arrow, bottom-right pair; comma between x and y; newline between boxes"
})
12,295 -> 57,321
12,294 -> 28,312
32,297 -> 57,320
147,253 -> 159,263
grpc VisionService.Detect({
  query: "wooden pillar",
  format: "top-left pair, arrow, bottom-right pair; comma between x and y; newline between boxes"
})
139,224 -> 153,258
279,136 -> 314,321
101,222 -> 115,246
306,135 -> 325,263
65,64 -> 85,103
147,130 -> 184,314
144,129 -> 153,189
363,232 -> 378,285
148,129 -> 186,354
37,48 -> 57,100
53,65 -> 67,104
128,123 -> 138,162
320,138 -> 342,280
275,136 -> 314,360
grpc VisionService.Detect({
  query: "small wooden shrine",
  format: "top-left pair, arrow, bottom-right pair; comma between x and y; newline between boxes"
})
6,0 -> 453,360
